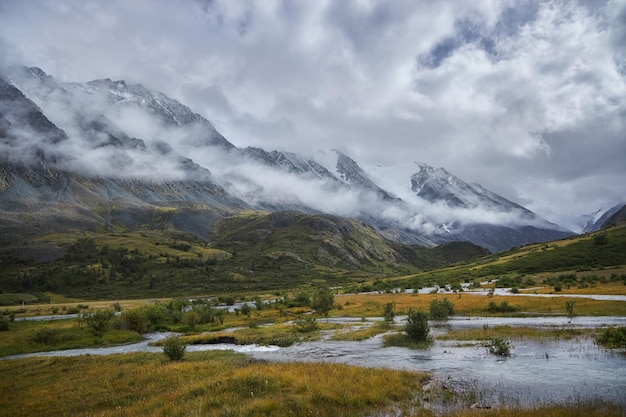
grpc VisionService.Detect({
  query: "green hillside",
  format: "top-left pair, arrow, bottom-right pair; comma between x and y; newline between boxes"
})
0,211 -> 486,300
390,224 -> 626,291
3,210 -> 623,302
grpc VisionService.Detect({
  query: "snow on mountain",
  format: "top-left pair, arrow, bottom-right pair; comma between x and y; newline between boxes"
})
582,202 -> 626,232
0,65 -> 576,252
63,78 -> 234,150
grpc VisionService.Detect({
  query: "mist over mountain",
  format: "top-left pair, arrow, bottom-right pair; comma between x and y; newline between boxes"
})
0,66 -> 574,253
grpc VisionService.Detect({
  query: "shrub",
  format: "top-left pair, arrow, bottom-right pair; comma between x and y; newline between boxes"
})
294,317 -> 319,332
34,328 -> 61,344
82,310 -> 114,335
593,234 -> 608,245
311,287 -> 334,315
240,303 -> 252,317
0,319 -> 9,331
120,308 -> 149,333
429,298 -> 455,320
565,300 -> 576,319
487,301 -> 517,313
486,337 -> 512,356
596,326 -> 626,349
142,304 -> 166,327
162,336 -> 186,360
383,302 -> 396,323
405,309 -> 430,343
290,291 -> 310,307
184,311 -> 200,329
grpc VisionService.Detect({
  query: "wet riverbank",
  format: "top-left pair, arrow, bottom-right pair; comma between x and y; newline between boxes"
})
3,315 -> 625,408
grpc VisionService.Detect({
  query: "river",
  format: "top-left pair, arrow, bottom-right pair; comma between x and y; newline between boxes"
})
3,315 -> 625,408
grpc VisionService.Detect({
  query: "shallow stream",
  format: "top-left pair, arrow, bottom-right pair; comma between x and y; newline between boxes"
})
4,316 -> 626,408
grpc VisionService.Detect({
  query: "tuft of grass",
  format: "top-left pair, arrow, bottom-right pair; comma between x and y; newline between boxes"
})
485,337 -> 512,356
382,332 -> 433,349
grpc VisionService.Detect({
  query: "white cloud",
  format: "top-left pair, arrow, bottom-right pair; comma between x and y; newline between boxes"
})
1,0 -> 625,229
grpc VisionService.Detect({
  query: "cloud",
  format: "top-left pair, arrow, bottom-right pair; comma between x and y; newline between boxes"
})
0,0 -> 625,229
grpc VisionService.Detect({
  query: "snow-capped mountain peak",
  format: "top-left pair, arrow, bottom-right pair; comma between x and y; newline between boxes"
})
63,77 -> 234,149
1,65 -> 576,253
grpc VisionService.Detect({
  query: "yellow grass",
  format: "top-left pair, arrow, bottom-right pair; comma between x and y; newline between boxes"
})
522,282 -> 626,295
0,351 -> 426,417
0,352 -> 622,417
437,325 -> 592,341
336,292 -> 626,317
330,322 -> 392,341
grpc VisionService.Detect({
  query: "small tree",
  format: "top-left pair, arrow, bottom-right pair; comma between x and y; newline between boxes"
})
383,302 -> 396,324
294,317 -> 319,332
429,298 -> 455,320
405,309 -> 430,343
292,291 -> 311,307
121,308 -> 149,333
184,311 -> 200,329
83,310 -> 114,335
162,336 -> 186,361
311,287 -> 334,316
240,303 -> 252,317
565,300 -> 576,322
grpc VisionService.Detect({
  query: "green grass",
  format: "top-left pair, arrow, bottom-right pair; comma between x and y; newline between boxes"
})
0,318 -> 142,357
596,326 -> 626,349
382,332 -> 434,349
0,293 -> 40,306
0,211 -> 495,300
180,322 -> 320,348
437,325 -> 592,342
330,322 -> 393,341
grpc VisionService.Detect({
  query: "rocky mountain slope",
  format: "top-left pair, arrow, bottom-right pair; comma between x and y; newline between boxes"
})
582,202 -> 626,232
0,66 -> 574,256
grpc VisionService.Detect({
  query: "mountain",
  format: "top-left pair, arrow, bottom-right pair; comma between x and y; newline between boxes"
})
405,163 -> 573,251
0,66 -> 574,258
582,202 -> 626,232
601,204 -> 626,229
411,164 -> 533,216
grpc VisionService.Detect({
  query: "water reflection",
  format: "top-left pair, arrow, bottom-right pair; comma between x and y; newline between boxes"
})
3,316 -> 625,407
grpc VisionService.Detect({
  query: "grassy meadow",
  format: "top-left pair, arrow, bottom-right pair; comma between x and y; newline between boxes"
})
0,224 -> 625,416
0,351 -> 623,417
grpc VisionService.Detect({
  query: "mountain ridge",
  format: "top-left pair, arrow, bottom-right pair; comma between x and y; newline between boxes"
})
0,66 -> 574,254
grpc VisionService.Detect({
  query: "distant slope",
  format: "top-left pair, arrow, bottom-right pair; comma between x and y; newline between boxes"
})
582,202 -> 625,232
210,211 -> 486,273
0,210 -> 489,299
601,204 -> 626,229
389,224 -> 626,291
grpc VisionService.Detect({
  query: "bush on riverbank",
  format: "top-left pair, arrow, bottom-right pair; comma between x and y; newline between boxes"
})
162,335 -> 186,360
596,326 -> 626,349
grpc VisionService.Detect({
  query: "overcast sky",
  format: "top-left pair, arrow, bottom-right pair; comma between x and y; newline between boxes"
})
1,0 -> 625,231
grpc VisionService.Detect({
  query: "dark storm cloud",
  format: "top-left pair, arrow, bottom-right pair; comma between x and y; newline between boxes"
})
0,0 -> 625,231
